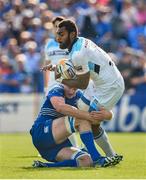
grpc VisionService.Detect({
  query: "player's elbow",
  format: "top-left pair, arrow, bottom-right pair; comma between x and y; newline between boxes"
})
55,104 -> 68,114
55,103 -> 64,113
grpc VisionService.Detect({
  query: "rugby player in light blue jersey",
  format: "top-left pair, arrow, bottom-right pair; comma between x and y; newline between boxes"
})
42,19 -> 123,164
30,84 -> 116,168
44,16 -> 69,93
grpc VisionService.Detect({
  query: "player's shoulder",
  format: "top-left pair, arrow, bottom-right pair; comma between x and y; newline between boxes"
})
45,38 -> 58,50
72,37 -> 91,53
76,89 -> 83,98
48,84 -> 64,96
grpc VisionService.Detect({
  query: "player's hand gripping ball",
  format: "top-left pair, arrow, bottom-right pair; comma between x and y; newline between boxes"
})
57,59 -> 76,79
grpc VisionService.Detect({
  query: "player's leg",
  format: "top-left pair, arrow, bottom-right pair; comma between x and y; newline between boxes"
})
77,96 -> 122,163
51,116 -> 75,144
33,147 -> 92,168
68,133 -> 78,148
30,116 -> 72,158
77,95 -> 113,156
92,124 -> 116,156
92,125 -> 123,163
55,146 -> 92,167
31,116 -> 79,168
31,116 -> 113,167
91,88 -> 124,162
75,119 -> 116,167
76,118 -> 102,163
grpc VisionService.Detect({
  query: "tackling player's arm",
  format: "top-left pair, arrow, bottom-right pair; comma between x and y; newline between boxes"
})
50,96 -> 112,123
90,108 -> 114,123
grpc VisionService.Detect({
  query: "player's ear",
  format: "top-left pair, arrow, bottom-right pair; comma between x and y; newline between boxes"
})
70,32 -> 76,40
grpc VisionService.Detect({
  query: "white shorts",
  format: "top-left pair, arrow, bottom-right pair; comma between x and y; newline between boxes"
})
78,79 -> 125,111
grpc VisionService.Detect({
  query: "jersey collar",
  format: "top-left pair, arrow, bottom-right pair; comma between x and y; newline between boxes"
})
68,37 -> 78,52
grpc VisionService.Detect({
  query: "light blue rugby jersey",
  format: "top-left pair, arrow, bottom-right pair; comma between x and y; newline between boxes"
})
44,39 -> 69,90
34,84 -> 82,124
44,39 -> 69,64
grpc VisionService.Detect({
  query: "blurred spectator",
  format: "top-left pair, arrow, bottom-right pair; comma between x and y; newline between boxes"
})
24,41 -> 43,92
0,21 -> 9,47
135,0 -> 146,25
120,0 -> 137,30
19,31 -> 32,51
0,55 -> 11,75
15,54 -> 32,93
117,47 -> 135,91
6,38 -> 20,67
128,24 -> 146,49
80,15 -> 97,41
0,64 -> 21,93
130,51 -> 146,93
30,17 -> 46,47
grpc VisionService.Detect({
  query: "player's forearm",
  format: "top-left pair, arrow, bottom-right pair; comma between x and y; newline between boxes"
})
57,103 -> 93,122
62,72 -> 90,89
62,79 -> 84,89
43,71 -> 49,88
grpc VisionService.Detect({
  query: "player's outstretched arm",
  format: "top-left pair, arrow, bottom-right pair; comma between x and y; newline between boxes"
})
51,96 -> 110,124
41,64 -> 56,71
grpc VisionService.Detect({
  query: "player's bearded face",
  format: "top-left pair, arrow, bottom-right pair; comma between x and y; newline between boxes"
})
56,27 -> 72,49
60,34 -> 71,49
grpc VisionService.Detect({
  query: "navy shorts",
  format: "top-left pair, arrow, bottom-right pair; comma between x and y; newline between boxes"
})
30,119 -> 72,162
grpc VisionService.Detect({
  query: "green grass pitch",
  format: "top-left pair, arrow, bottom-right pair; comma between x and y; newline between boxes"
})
0,133 -> 146,179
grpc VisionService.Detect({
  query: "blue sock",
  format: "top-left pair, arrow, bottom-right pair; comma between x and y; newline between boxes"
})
42,159 -> 78,167
80,131 -> 101,162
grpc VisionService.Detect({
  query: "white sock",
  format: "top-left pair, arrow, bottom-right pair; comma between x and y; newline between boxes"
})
94,130 -> 116,157
68,133 -> 78,148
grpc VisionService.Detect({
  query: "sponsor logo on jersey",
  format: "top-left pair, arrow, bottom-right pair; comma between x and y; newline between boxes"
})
84,39 -> 89,48
47,50 -> 69,56
44,126 -> 49,133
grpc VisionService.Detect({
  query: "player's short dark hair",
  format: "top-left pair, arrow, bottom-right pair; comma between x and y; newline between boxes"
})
52,16 -> 65,25
58,19 -> 78,36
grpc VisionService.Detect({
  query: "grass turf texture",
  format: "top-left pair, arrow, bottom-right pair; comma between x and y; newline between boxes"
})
0,133 -> 146,179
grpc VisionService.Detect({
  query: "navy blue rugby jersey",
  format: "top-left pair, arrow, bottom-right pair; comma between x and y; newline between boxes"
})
35,84 -> 82,124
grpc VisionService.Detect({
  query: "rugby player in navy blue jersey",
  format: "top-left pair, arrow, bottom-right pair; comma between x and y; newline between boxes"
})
30,84 -> 116,168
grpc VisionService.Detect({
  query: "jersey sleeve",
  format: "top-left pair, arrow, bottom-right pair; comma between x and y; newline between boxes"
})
76,89 -> 83,99
71,39 -> 91,75
47,85 -> 64,99
44,39 -> 53,61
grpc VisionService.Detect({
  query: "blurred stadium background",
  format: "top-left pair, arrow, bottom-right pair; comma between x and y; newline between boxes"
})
0,0 -> 146,133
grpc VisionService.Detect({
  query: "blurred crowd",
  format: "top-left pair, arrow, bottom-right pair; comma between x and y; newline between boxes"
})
0,0 -> 146,94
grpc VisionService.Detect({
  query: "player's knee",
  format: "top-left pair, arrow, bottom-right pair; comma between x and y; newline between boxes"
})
78,154 -> 93,167
72,150 -> 93,167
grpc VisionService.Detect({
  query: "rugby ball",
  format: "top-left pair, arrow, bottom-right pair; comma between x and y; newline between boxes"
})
57,59 -> 76,79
